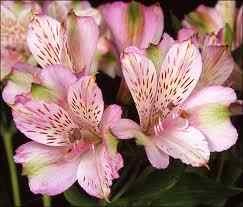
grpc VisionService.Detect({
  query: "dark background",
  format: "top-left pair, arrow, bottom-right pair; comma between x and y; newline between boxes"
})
1,0 -> 242,206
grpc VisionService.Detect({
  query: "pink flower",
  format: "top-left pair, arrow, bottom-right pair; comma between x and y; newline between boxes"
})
2,12 -> 100,106
44,1 -> 102,25
13,65 -> 124,199
111,41 -> 238,169
43,1 -> 118,78
0,1 -> 41,80
0,48 -> 26,81
183,5 -> 224,34
27,12 -> 99,74
177,28 -> 242,91
1,1 -> 41,52
2,63 -> 41,105
100,1 -> 164,52
235,6 -> 243,49
182,1 -> 242,50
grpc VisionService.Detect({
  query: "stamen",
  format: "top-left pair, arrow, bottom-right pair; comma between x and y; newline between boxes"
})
181,110 -> 190,119
153,117 -> 164,135
68,128 -> 83,143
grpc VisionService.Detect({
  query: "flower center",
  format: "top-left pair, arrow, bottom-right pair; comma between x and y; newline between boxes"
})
68,128 -> 101,145
68,128 -> 83,143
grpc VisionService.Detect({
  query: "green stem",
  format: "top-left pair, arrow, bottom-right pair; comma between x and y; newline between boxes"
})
135,166 -> 155,185
112,160 -> 134,194
111,161 -> 141,202
2,129 -> 21,206
42,195 -> 51,207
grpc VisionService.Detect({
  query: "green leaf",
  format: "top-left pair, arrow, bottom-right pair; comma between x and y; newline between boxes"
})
64,185 -> 97,207
109,161 -> 184,207
152,173 -> 242,207
127,161 -> 185,200
221,151 -> 243,186
110,168 -> 242,207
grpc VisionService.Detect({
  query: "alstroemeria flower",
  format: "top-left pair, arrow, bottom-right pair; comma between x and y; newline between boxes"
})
111,41 -> 238,169
0,48 -> 26,81
100,1 -> 164,52
0,1 -> 41,80
1,1 -> 40,51
2,10 -> 100,105
43,0 -> 118,78
147,31 -> 237,91
183,1 -> 242,50
2,63 -> 41,105
27,12 -> 99,75
44,0 -> 102,25
177,28 -> 242,91
13,65 -> 123,199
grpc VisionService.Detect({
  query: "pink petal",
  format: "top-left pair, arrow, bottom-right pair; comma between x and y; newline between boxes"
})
235,6 -> 243,49
183,5 -> 224,34
74,3 -> 102,26
2,1 -> 41,19
0,48 -> 26,81
111,119 -> 141,139
100,105 -> 122,131
2,64 -> 37,105
77,144 -> 123,199
154,122 -> 210,167
67,76 -> 104,128
14,141 -> 80,195
13,101 -> 78,146
146,33 -> 175,71
183,86 -> 238,152
121,46 -> 157,130
27,15 -> 63,68
145,141 -> 169,169
18,2 -> 41,31
100,105 -> 122,154
66,14 -> 99,74
2,81 -> 30,105
157,33 -> 175,62
196,46 -> 234,89
0,4 -> 28,51
183,86 -> 237,109
177,28 -> 196,42
45,0 -> 71,22
39,64 -> 77,103
12,62 -> 41,77
159,116 -> 189,133
100,2 -> 163,51
151,41 -> 202,126
0,5 -> 16,37
139,3 -> 164,48
100,2 -> 128,52
2,62 -> 41,106
190,111 -> 238,152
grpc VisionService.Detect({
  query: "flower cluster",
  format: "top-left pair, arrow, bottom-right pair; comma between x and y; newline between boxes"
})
1,0 -> 242,201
